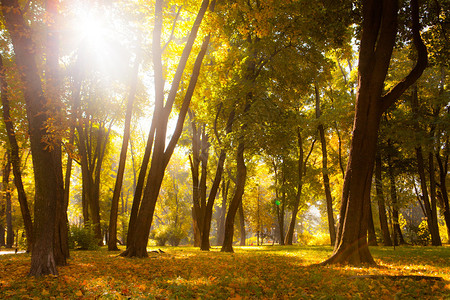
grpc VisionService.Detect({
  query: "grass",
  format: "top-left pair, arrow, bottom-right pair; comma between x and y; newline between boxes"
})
0,245 -> 449,299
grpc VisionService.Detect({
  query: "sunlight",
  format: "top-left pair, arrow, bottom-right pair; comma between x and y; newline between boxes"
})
62,1 -> 131,80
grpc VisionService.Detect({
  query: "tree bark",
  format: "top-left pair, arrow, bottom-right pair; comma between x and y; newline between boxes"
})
428,151 -> 442,245
3,154 -> 14,248
216,179 -> 229,246
0,55 -> 34,251
122,0 -> 211,257
411,86 -> 441,245
436,147 -> 450,241
321,0 -> 427,265
315,84 -> 336,246
367,201 -> 378,246
108,57 -> 139,251
221,141 -> 247,252
200,109 -> 234,250
46,0 -> 68,266
375,150 -> 393,246
238,200 -> 246,246
387,141 -> 406,246
1,0 -> 64,276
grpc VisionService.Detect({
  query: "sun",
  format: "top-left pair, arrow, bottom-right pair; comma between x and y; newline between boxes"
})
61,1 -> 131,80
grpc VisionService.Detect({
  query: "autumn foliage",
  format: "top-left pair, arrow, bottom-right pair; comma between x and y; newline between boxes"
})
1,246 -> 449,299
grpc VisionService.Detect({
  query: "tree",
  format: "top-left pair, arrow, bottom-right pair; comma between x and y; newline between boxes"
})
321,0 -> 427,265
0,55 -> 33,251
108,56 -> 140,251
315,84 -> 336,246
1,0 -> 65,275
122,0 -> 212,257
375,149 -> 393,246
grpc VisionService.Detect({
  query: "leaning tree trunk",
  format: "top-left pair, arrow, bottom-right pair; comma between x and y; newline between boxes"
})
321,0 -> 427,265
200,109 -> 234,250
0,55 -> 34,251
122,0 -> 211,258
375,150 -> 393,246
221,141 -> 247,252
108,57 -> 139,251
2,0 -> 65,276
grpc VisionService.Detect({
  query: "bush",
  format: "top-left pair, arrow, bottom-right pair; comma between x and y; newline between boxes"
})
150,224 -> 188,246
69,224 -> 100,250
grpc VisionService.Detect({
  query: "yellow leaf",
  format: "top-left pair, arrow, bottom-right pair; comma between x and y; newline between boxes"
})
42,289 -> 50,296
75,290 -> 83,297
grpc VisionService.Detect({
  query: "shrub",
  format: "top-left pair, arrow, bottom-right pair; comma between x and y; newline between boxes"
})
150,224 -> 188,246
69,224 -> 100,250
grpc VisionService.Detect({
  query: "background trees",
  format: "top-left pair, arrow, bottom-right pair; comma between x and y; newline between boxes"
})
0,0 -> 447,276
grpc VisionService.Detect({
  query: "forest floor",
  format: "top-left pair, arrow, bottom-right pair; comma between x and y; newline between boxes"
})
0,245 -> 449,299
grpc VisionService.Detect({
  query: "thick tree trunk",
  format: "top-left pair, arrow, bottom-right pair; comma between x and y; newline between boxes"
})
375,150 -> 393,246
2,0 -> 65,276
108,57 -> 139,251
46,0 -> 68,266
315,84 -> 336,246
0,55 -> 34,251
221,141 -> 247,252
321,0 -> 427,265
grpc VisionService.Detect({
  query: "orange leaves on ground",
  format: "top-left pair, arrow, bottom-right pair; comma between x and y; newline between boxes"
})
0,246 -> 449,299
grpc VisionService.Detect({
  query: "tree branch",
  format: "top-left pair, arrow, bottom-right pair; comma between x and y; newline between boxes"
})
380,0 -> 428,113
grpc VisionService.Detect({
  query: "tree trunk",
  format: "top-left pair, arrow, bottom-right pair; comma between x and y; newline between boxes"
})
321,0 -> 427,265
2,0 -> 66,276
411,84 -> 441,245
199,109 -> 234,250
375,150 -> 392,246
108,57 -> 139,251
221,141 -> 247,252
386,141 -> 406,246
238,200 -> 246,246
122,0 -> 211,257
216,179 -> 229,246
46,0 -> 68,266
0,55 -> 34,251
277,189 -> 286,245
436,147 -> 450,241
367,201 -> 378,246
428,151 -> 442,245
315,84 -> 336,246
285,129 -> 310,245
3,154 -> 14,248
